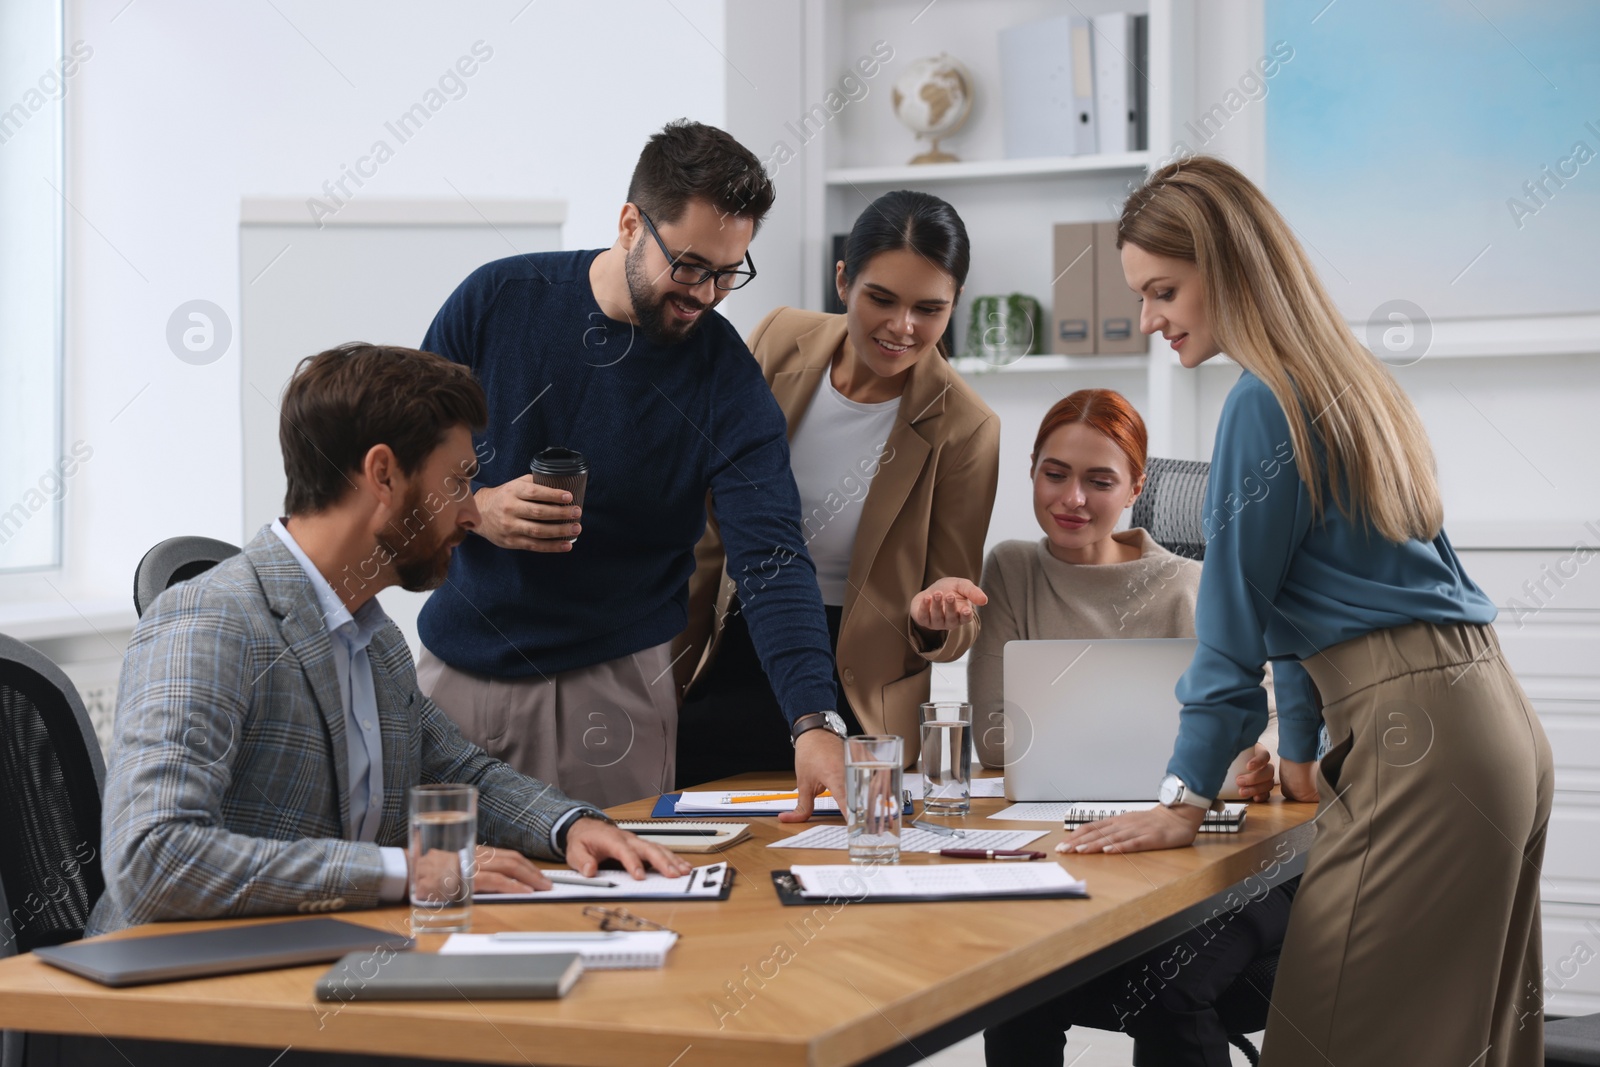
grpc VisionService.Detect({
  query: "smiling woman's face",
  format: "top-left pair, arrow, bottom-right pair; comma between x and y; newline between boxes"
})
837,248 -> 957,386
1120,242 -> 1218,368
1031,421 -> 1143,564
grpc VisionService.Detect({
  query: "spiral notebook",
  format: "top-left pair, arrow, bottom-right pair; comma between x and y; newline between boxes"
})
987,801 -> 1247,831
440,931 -> 678,970
616,820 -> 749,852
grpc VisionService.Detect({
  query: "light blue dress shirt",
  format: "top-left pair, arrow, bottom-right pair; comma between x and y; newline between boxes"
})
1170,372 -> 1496,797
271,520 -> 409,898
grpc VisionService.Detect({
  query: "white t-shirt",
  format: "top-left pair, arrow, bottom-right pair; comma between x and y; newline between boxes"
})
786,370 -> 900,606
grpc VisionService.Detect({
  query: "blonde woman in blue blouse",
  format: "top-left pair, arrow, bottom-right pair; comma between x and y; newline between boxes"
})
1062,157 -> 1553,1067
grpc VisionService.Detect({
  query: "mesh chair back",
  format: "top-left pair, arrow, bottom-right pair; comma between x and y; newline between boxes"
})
0,634 -> 106,958
133,535 -> 240,617
1131,457 -> 1212,561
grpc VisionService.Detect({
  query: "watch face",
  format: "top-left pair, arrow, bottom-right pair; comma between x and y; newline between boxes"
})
1158,774 -> 1182,806
822,711 -> 847,736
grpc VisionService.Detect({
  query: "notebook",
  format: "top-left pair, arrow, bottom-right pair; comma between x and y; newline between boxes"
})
314,951 -> 582,1001
773,863 -> 1087,904
989,801 -> 1248,832
616,820 -> 749,852
439,931 -> 678,970
474,862 -> 733,902
33,918 -> 415,987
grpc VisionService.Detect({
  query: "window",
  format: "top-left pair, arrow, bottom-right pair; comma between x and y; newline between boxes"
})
0,0 -> 67,571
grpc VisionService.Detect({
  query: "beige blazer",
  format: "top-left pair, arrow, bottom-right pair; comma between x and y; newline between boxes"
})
676,307 -> 1000,762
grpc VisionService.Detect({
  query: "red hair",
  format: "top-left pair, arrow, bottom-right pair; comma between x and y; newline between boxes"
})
1030,389 -> 1148,487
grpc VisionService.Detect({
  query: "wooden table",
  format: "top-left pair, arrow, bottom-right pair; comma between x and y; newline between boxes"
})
0,777 -> 1315,1067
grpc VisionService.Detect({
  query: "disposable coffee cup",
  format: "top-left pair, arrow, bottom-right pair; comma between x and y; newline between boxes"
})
529,447 -> 589,507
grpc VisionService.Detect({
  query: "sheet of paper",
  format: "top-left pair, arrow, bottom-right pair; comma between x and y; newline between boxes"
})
901,774 -> 1005,799
788,862 -> 1085,899
769,825 -> 1047,853
473,862 -> 728,901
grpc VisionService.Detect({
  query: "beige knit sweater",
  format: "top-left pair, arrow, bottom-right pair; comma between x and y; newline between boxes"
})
968,529 -> 1278,770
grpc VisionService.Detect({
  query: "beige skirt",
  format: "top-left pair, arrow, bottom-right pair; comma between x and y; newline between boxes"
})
1261,621 -> 1554,1067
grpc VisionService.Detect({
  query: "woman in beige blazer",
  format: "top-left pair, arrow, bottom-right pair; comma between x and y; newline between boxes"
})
674,191 -> 999,785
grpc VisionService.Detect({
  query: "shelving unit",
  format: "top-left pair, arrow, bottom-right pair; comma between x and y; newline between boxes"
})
796,0 -> 1200,455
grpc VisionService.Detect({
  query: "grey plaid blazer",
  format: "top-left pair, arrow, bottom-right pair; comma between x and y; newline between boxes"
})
88,526 -> 586,935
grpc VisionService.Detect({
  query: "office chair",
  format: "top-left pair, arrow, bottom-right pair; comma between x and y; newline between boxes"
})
1131,456 -> 1211,560
132,535 -> 240,617
0,634 -> 107,1067
1547,1013 -> 1600,1066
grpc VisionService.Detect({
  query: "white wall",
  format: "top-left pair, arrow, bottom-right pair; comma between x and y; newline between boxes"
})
50,0 -> 726,607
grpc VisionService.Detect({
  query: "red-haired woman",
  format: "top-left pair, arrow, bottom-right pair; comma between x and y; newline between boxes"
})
915,388 -> 1286,1066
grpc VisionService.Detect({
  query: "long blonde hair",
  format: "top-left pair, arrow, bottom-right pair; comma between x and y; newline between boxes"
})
1118,156 -> 1442,544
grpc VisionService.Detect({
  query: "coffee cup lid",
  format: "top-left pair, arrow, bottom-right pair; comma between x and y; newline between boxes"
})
530,447 -> 588,475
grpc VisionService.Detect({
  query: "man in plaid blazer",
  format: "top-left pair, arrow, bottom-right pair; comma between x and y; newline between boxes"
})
89,344 -> 686,935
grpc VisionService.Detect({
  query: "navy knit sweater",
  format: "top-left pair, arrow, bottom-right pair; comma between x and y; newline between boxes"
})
416,250 -> 836,724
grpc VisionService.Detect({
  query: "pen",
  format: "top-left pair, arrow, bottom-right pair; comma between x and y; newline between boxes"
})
634,828 -> 722,836
545,872 -> 619,888
939,849 -> 1048,861
729,790 -> 832,804
489,931 -> 623,941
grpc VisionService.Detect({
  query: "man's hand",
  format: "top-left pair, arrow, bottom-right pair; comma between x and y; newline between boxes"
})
410,844 -> 553,897
1279,758 -> 1320,803
782,729 -> 847,823
1235,743 -> 1276,802
910,577 -> 988,635
474,476 -> 582,552
1058,804 -> 1205,854
564,817 -> 692,880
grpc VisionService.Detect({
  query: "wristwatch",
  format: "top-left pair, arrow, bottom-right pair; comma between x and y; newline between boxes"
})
1158,773 -> 1224,812
790,710 -> 848,746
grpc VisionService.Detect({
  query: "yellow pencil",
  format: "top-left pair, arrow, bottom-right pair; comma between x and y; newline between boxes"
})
728,790 -> 832,804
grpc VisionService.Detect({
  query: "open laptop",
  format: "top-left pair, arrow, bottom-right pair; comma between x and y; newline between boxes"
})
1002,638 -> 1253,802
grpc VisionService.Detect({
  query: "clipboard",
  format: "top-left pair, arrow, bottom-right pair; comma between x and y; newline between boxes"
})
475,863 -> 735,903
769,867 -> 1089,906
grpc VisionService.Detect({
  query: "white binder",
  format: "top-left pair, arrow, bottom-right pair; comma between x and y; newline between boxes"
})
998,14 -> 1098,158
1091,12 -> 1140,154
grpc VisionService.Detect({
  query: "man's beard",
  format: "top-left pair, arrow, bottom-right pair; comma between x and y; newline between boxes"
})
625,239 -> 710,345
376,484 -> 460,593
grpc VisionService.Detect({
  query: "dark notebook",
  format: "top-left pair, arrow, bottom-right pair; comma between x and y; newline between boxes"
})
315,951 -> 583,1001
33,917 -> 415,987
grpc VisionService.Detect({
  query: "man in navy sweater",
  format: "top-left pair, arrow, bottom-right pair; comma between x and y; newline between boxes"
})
415,120 -> 846,813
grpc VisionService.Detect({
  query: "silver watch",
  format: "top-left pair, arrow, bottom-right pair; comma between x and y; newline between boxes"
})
1159,773 -> 1219,811
790,710 -> 848,746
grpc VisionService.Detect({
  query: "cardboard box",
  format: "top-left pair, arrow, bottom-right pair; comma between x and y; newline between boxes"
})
1094,220 -> 1148,353
1051,222 -> 1096,356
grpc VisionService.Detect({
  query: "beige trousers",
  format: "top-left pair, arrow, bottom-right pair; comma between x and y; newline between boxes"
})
416,644 -> 679,810
1261,622 -> 1554,1067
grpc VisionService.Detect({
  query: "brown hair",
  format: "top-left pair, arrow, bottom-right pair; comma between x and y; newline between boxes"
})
1118,156 -> 1442,543
626,119 -> 775,234
1031,389 -> 1148,488
279,343 -> 487,515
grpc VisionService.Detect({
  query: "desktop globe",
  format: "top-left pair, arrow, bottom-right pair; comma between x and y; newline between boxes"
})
890,54 -> 973,164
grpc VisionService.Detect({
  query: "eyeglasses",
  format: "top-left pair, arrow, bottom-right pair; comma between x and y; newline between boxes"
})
581,905 -> 677,934
636,208 -> 758,291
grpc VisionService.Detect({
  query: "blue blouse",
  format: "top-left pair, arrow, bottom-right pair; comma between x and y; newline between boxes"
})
1169,371 -> 1496,797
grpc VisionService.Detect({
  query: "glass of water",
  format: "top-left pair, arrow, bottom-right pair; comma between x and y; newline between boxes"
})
845,735 -> 903,864
409,783 -> 478,935
920,702 -> 973,816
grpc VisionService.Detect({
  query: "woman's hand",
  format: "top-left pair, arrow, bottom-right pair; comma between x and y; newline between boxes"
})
910,577 -> 988,633
1279,758 -> 1320,803
1057,804 -> 1206,854
1235,743 -> 1276,802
